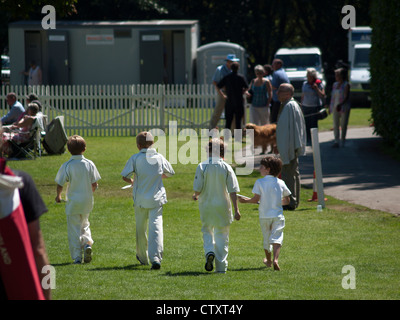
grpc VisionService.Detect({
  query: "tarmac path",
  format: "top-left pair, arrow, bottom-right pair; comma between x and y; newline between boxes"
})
299,126 -> 400,216
237,126 -> 400,216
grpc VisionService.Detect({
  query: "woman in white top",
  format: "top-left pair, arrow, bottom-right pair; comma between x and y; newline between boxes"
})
329,68 -> 351,147
301,68 -> 325,145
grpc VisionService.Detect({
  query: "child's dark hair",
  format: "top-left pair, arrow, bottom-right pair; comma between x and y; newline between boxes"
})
260,155 -> 282,177
136,131 -> 154,148
67,135 -> 86,155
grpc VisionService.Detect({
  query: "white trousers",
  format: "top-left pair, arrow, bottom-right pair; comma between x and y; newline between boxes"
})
66,213 -> 93,260
201,223 -> 230,272
135,206 -> 163,265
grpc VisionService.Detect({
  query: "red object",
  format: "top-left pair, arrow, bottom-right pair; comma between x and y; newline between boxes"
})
315,79 -> 322,85
0,159 -> 45,300
307,171 -> 327,203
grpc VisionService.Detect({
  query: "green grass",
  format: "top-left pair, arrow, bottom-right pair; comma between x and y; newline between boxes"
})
6,126 -> 400,300
318,107 -> 373,132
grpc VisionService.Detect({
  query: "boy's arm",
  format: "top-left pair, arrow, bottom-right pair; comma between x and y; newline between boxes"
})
122,176 -> 133,185
282,196 -> 290,206
192,191 -> 201,201
92,182 -> 98,192
239,193 -> 260,204
55,184 -> 63,202
230,192 -> 241,221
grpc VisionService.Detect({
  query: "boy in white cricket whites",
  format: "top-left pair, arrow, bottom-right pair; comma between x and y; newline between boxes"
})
193,138 -> 241,273
239,155 -> 290,271
55,135 -> 101,264
121,131 -> 175,270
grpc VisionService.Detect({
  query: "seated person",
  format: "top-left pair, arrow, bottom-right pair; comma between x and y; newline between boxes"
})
1,92 -> 25,125
1,103 -> 39,157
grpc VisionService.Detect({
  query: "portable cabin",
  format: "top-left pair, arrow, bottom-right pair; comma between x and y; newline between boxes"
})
8,20 -> 200,85
196,41 -> 247,85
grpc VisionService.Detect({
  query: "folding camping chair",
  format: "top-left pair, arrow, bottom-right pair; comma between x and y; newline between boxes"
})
8,119 -> 43,160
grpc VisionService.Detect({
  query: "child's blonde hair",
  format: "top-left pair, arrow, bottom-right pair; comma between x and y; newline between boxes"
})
136,131 -> 154,148
67,135 -> 86,155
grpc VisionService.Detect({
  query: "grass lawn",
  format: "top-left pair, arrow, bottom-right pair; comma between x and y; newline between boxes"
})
317,107 -> 373,132
6,123 -> 400,301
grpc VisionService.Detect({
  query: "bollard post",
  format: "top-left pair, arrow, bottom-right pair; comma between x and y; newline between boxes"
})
311,128 -> 326,208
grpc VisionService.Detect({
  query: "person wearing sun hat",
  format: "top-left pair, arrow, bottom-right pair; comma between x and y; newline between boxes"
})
209,54 -> 240,130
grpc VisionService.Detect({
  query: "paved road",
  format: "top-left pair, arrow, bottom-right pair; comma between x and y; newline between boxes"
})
299,126 -> 400,216
237,126 -> 400,215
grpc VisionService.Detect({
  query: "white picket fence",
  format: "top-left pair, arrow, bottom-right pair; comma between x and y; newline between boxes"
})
1,84 -> 219,136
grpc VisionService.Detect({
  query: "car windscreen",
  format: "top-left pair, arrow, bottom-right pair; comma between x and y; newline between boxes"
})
1,56 -> 10,69
354,48 -> 370,68
275,54 -> 321,70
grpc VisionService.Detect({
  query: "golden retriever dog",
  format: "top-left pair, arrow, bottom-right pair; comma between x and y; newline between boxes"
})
244,123 -> 278,154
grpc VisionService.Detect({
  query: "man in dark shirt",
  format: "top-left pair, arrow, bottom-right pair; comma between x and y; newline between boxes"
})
216,62 -> 249,132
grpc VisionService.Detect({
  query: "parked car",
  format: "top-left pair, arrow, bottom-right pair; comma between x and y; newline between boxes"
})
1,55 -> 10,85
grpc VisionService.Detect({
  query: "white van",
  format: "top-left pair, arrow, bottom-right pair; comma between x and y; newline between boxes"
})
348,27 -> 371,105
274,47 -> 326,99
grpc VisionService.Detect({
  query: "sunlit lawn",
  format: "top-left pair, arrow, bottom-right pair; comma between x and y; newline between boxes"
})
7,126 -> 400,300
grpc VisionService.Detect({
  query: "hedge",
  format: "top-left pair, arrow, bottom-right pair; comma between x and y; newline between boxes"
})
370,0 -> 400,151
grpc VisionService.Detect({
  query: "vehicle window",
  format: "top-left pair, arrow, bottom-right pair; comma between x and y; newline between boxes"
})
1,56 -> 10,68
275,54 -> 320,70
354,48 -> 370,68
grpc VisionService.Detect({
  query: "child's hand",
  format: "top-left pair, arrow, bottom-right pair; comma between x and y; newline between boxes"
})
234,211 -> 241,221
192,194 -> 198,201
238,197 -> 246,203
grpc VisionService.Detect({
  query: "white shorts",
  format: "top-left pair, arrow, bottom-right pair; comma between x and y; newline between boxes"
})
259,216 -> 285,252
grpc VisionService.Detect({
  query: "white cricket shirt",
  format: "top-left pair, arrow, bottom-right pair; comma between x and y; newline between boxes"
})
121,148 -> 175,208
55,155 -> 101,215
193,157 -> 240,227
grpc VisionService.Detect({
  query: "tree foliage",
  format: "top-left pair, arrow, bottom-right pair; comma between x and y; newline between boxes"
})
1,0 -> 371,80
370,0 -> 400,151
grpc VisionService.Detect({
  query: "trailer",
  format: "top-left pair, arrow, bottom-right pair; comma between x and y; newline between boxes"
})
348,26 -> 371,106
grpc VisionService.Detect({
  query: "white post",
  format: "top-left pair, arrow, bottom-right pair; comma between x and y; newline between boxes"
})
311,128 -> 326,208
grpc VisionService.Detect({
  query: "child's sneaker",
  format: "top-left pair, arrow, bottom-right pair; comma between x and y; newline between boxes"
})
84,245 -> 92,263
151,261 -> 161,270
205,252 -> 215,272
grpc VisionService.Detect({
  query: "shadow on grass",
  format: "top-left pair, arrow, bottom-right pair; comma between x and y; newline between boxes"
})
88,264 -> 148,271
163,271 -> 208,277
51,262 -> 74,267
163,266 -> 266,277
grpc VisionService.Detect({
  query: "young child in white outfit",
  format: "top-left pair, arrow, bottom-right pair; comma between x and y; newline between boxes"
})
193,138 -> 241,273
121,131 -> 174,270
239,155 -> 290,271
55,135 -> 101,264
